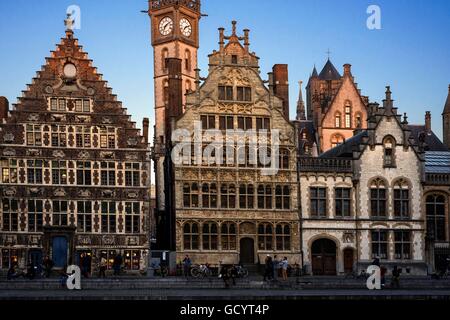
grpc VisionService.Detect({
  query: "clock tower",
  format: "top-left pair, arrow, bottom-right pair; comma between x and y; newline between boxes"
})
148,0 -> 201,249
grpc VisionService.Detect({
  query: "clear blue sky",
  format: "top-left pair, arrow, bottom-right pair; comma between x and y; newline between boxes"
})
0,0 -> 449,138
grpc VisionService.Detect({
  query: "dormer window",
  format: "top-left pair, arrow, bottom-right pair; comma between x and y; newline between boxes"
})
383,136 -> 396,167
218,85 -> 233,101
231,55 -> 238,64
335,112 -> 341,128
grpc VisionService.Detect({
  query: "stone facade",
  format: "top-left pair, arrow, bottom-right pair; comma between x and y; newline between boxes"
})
171,22 -> 300,265
0,22 -> 151,273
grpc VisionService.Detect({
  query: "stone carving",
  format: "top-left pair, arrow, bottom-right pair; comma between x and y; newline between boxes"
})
29,235 -> 40,245
127,137 -> 138,147
3,133 -> 14,143
75,115 -> 91,123
4,235 -> 17,246
127,191 -> 139,199
27,149 -> 41,156
102,235 -> 115,245
29,188 -> 42,196
125,153 -> 139,161
53,188 -> 67,197
52,150 -> 65,158
78,151 -> 90,159
100,151 -> 115,159
78,236 -> 92,245
4,187 -> 17,197
51,114 -> 66,122
127,237 -> 138,246
102,190 -> 115,198
45,85 -> 54,94
87,87 -> 95,96
28,114 -> 40,122
78,189 -> 92,198
343,232 -> 355,243
3,148 -> 16,156
102,117 -> 113,124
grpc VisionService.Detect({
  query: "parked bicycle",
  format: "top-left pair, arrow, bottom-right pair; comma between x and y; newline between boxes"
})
191,263 -> 212,278
345,269 -> 370,280
234,265 -> 249,278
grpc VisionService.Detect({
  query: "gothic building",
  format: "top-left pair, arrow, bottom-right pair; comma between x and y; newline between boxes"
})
0,18 -> 151,273
304,60 -> 369,153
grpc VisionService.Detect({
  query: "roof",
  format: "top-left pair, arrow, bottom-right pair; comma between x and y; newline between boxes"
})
296,120 -> 317,155
320,131 -> 368,158
318,59 -> 341,81
444,86 -> 450,114
311,66 -> 318,78
425,151 -> 450,174
408,125 -> 448,152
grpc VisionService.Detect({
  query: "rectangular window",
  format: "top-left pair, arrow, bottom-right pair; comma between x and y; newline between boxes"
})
218,86 -> 233,101
77,201 -> 92,233
371,230 -> 388,259
335,188 -> 351,217
124,250 -> 140,270
310,187 -> 327,217
26,125 -> 42,146
75,99 -> 83,112
83,99 -> 90,112
371,188 -> 387,218
76,161 -> 92,186
52,200 -> 68,226
394,189 -> 410,218
52,161 -> 67,185
256,118 -> 270,131
231,55 -> 238,64
125,202 -> 140,234
2,199 -> 18,231
100,162 -> 116,186
2,249 -> 19,269
394,231 -> 411,260
28,200 -> 43,232
27,160 -> 43,184
51,125 -> 67,147
50,98 -> 58,111
200,115 -> 216,130
237,117 -> 252,130
237,87 -> 252,102
125,163 -> 140,187
58,99 -> 66,111
1,159 -> 17,183
101,202 -> 116,233
219,116 -> 234,130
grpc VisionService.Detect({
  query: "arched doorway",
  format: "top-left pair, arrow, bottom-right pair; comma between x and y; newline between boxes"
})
240,238 -> 255,264
343,248 -> 354,273
311,238 -> 337,275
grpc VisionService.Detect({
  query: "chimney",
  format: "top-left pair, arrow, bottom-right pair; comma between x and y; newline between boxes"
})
243,29 -> 250,51
425,111 -> 431,133
166,58 -> 183,137
343,64 -> 352,77
0,96 -> 8,121
272,64 -> 290,119
268,72 -> 274,95
143,118 -> 149,144
218,27 -> 225,52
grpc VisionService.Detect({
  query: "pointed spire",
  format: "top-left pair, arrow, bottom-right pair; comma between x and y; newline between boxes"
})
296,81 -> 306,121
443,84 -> 450,114
383,86 -> 394,115
318,59 -> 341,80
311,65 -> 318,78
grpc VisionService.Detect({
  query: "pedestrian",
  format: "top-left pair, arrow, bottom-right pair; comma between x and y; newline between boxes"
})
99,256 -> 107,278
372,256 -> 380,267
263,255 -> 272,281
380,265 -> 387,288
25,260 -> 36,280
113,253 -> 123,276
7,264 -> 22,280
281,257 -> 288,281
272,255 -> 279,281
183,255 -> 192,278
230,265 -> 238,286
43,255 -> 54,278
391,265 -> 401,289
219,265 -> 230,288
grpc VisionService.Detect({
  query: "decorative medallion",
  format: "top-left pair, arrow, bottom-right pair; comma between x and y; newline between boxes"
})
52,150 -> 66,158
4,187 -> 17,197
28,114 -> 40,122
87,87 -> 95,96
27,149 -> 41,156
53,188 -> 67,197
78,151 -> 90,159
127,191 -> 139,199
100,151 -> 114,159
78,189 -> 92,198
3,148 -> 16,156
102,235 -> 115,245
3,133 -> 14,143
127,137 -> 138,147
45,86 -> 54,94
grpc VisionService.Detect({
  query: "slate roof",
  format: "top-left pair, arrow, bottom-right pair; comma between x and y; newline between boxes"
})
408,125 -> 448,152
320,131 -> 368,158
318,59 -> 341,81
425,151 -> 450,174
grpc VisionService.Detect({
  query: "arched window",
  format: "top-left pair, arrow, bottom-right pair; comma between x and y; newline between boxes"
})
279,149 -> 290,169
184,49 -> 191,72
163,79 -> 169,104
344,102 -> 352,128
185,80 -> 192,94
183,222 -> 199,250
276,224 -> 291,251
426,195 -> 446,241
202,222 -> 218,250
383,136 -> 396,167
275,185 -> 290,210
355,112 -> 362,128
220,183 -> 236,209
331,134 -> 344,148
183,183 -> 199,208
221,222 -> 237,250
393,179 -> 410,219
335,112 -> 341,128
239,184 -> 254,209
161,48 -> 169,70
258,223 -> 273,250
370,178 -> 387,218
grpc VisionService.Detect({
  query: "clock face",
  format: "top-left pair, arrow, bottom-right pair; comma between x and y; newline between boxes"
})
63,63 -> 77,79
159,17 -> 173,36
179,18 -> 192,37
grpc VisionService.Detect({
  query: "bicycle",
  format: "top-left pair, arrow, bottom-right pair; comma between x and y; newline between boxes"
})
191,264 -> 212,278
234,265 -> 248,278
345,269 -> 370,280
